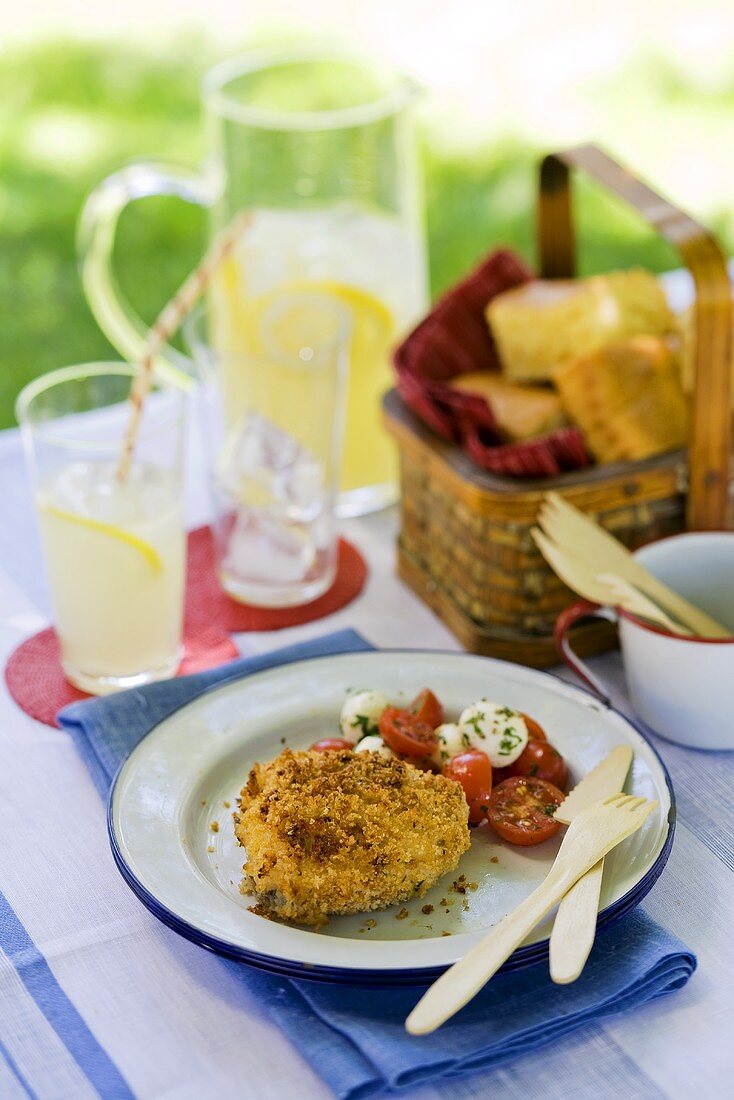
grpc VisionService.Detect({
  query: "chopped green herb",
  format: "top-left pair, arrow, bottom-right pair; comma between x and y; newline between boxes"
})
464,714 -> 485,738
498,728 -> 523,755
351,713 -> 377,738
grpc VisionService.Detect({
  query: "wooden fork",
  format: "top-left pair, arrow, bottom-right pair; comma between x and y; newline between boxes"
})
539,493 -> 730,638
531,528 -> 688,634
596,574 -> 690,636
405,794 -> 657,1035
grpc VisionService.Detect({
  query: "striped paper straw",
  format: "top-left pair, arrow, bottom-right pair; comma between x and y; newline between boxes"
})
116,210 -> 251,483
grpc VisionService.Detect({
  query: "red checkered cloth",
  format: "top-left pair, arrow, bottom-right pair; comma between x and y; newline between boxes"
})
393,249 -> 591,477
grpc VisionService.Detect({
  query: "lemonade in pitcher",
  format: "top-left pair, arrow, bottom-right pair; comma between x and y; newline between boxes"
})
209,206 -> 426,514
80,48 -> 427,515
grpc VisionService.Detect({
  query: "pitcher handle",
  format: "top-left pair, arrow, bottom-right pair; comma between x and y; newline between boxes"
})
77,162 -> 212,382
554,600 -> 619,705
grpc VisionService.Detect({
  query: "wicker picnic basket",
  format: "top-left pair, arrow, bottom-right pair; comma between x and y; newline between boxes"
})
384,144 -> 733,667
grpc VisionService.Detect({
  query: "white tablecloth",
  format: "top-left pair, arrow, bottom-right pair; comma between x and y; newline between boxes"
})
1,408 -> 732,1100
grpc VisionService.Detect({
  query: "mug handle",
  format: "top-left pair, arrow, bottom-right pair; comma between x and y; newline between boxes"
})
77,162 -> 212,382
554,600 -> 619,705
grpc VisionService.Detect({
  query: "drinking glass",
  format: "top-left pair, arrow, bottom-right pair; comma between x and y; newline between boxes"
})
79,45 -> 428,517
16,364 -> 186,695
186,289 -> 350,607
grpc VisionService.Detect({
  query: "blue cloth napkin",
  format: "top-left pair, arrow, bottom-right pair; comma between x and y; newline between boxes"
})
59,628 -> 696,1100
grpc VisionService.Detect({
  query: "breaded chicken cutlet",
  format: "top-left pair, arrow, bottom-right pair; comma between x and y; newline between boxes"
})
234,749 -> 470,926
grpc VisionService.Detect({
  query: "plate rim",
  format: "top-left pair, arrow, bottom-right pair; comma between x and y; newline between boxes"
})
107,648 -> 676,985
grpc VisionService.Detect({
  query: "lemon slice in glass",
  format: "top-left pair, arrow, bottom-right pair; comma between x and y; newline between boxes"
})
41,504 -> 162,572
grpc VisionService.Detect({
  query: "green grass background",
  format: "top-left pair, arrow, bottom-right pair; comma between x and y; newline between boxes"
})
2,37 -> 733,428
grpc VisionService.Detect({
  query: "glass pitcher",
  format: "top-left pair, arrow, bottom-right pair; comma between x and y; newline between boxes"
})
79,45 -> 428,516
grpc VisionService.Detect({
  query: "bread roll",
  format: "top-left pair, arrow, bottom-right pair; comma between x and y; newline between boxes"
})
554,335 -> 688,462
486,269 -> 674,382
449,372 -> 568,441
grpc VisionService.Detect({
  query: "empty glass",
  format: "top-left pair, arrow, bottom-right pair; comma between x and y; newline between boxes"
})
186,290 -> 350,607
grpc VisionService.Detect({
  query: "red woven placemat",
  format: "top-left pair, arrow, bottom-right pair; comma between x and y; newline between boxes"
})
185,525 -> 368,634
5,526 -> 368,727
5,625 -> 238,728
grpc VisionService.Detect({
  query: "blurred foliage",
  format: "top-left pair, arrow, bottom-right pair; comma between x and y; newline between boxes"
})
1,37 -> 732,428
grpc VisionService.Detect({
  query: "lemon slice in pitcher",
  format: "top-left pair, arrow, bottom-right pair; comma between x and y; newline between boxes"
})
243,281 -> 394,364
296,281 -> 395,365
40,504 -> 162,572
213,276 -> 397,495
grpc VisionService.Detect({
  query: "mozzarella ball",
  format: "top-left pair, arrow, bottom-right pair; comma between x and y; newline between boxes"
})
432,722 -> 467,767
457,701 -> 529,767
339,690 -> 390,744
353,734 -> 395,760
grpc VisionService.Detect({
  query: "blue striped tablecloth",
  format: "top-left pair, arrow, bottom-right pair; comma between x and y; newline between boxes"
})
0,409 -> 731,1100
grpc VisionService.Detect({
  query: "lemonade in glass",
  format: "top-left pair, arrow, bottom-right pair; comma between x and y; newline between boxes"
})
17,364 -> 186,695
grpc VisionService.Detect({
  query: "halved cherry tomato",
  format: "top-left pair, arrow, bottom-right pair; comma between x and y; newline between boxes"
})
379,706 -> 439,757
442,750 -> 493,825
310,738 -> 353,753
519,713 -> 548,741
492,717 -> 549,785
485,776 -> 564,846
505,739 -> 568,790
409,688 -> 444,729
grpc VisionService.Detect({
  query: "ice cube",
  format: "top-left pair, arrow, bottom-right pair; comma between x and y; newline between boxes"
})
214,412 -> 325,521
223,510 -> 317,584
44,460 -> 176,524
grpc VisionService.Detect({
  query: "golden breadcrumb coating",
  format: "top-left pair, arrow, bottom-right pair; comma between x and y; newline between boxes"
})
233,749 -> 470,926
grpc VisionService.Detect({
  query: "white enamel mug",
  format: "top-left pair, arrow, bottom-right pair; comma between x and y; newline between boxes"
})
555,532 -> 734,750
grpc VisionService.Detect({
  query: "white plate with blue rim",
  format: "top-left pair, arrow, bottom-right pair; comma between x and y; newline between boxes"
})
108,650 -> 674,985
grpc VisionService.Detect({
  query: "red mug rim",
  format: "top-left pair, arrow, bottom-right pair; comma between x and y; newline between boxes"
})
617,606 -> 734,644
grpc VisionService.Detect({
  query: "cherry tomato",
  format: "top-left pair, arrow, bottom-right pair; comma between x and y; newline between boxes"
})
485,776 -> 565,846
505,740 -> 568,790
379,706 -> 439,757
409,688 -> 444,729
519,713 -> 548,741
491,714 -> 548,785
442,750 -> 493,825
310,738 -> 353,753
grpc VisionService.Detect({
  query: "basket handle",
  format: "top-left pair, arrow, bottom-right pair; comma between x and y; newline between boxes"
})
538,143 -> 732,531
